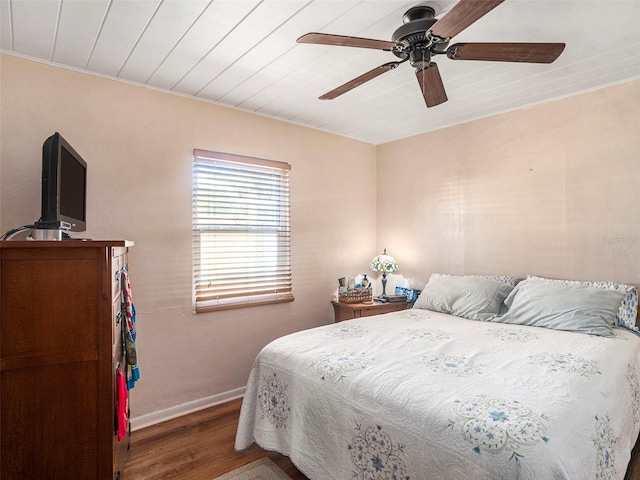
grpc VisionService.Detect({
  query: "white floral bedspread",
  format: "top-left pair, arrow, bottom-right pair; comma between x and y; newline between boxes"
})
235,309 -> 640,480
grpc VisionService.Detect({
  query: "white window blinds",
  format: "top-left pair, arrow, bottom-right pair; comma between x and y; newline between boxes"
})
192,149 -> 293,313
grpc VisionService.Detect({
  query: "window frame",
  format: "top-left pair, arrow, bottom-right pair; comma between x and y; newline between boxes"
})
192,149 -> 293,313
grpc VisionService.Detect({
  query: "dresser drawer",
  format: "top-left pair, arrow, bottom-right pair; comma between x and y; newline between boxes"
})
112,253 -> 123,299
332,300 -> 410,322
359,302 -> 407,317
112,296 -> 123,348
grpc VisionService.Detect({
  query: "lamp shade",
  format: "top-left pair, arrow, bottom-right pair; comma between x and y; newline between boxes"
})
369,249 -> 399,274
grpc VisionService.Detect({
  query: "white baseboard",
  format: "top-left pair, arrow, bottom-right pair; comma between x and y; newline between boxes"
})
131,386 -> 246,431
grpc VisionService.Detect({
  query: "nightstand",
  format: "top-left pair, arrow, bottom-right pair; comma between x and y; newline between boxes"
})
331,300 -> 411,322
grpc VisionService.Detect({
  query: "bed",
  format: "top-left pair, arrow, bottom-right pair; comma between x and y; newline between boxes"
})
235,274 -> 640,479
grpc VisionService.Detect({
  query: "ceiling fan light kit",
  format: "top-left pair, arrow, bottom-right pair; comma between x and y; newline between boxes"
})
297,0 -> 565,108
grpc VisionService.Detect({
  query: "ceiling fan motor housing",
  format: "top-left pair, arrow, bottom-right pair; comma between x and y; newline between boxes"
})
391,5 -> 448,67
392,6 -> 437,43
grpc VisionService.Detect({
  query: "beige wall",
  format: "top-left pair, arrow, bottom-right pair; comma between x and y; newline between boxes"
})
377,79 -> 640,293
3,52 -> 640,425
0,54 -> 378,420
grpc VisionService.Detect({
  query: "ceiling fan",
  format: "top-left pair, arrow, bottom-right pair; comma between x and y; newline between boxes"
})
297,0 -> 565,107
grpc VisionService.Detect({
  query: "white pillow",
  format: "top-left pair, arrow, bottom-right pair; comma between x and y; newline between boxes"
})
413,274 -> 514,321
439,273 -> 518,287
497,279 -> 626,336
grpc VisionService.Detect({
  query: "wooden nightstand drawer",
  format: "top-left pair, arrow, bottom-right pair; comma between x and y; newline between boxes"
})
332,300 -> 410,322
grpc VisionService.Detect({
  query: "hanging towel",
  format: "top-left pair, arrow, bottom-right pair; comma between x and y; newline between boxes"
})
116,365 -> 128,441
121,269 -> 140,389
122,270 -> 136,341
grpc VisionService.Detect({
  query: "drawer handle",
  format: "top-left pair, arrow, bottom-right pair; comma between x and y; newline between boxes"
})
114,264 -> 129,282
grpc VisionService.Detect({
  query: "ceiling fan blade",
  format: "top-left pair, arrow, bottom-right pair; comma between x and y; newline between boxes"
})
297,32 -> 397,50
429,0 -> 505,39
319,62 -> 401,100
416,63 -> 448,108
447,42 -> 565,63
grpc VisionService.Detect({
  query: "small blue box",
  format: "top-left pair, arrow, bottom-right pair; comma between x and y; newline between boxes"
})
395,286 -> 420,303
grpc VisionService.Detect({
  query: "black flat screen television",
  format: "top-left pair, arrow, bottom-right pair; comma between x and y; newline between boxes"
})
38,132 -> 87,232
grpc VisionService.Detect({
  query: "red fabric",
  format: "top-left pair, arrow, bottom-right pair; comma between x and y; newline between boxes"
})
116,367 -> 128,441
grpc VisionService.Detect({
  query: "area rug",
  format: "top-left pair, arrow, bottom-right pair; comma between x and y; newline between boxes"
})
213,457 -> 292,480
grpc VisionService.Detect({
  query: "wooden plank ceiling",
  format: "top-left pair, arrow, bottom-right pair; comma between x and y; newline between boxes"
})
1,0 -> 639,145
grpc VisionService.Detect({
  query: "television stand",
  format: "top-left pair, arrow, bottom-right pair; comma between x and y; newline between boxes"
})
31,228 -> 67,240
31,220 -> 72,240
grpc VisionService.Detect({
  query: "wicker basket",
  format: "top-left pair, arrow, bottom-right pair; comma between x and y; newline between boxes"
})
339,287 -> 373,304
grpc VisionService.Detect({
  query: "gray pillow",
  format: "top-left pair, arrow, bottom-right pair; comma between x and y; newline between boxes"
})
525,275 -> 639,334
413,274 -> 514,321
497,279 -> 626,336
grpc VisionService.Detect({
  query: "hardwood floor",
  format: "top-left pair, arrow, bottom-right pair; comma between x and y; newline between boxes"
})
124,397 -> 640,480
122,398 -> 308,479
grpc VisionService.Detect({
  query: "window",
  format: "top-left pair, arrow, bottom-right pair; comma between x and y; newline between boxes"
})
192,149 -> 293,313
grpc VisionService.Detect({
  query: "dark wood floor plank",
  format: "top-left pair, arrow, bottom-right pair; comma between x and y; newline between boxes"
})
122,398 -> 308,479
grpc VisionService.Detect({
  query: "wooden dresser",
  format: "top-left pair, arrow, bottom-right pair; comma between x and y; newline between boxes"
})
0,240 -> 133,480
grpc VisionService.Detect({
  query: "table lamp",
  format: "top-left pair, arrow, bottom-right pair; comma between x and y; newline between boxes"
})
369,248 -> 399,298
